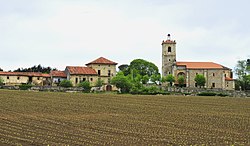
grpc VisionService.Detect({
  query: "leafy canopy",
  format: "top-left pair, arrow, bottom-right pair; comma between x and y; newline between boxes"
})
59,80 -> 73,88
177,75 -> 185,87
128,59 -> 159,77
111,72 -> 132,93
78,81 -> 91,92
194,74 -> 206,88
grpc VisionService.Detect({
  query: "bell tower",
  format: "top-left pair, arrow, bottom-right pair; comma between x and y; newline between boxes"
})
162,34 -> 176,77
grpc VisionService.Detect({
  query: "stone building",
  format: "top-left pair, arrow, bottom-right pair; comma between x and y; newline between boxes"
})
65,57 -> 117,91
162,34 -> 235,90
0,72 -> 50,86
0,57 -> 117,91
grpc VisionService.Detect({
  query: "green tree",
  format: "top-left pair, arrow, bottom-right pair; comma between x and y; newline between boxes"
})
59,80 -> 73,88
95,79 -> 104,88
0,77 -> 4,86
118,64 -> 130,75
78,81 -> 91,92
111,72 -> 132,93
194,74 -> 206,88
142,75 -> 149,84
177,75 -> 185,87
129,59 -> 159,77
150,73 -> 161,85
235,59 -> 250,90
165,74 -> 175,86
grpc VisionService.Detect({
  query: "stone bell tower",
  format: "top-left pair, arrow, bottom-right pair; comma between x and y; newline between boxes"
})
162,34 -> 176,77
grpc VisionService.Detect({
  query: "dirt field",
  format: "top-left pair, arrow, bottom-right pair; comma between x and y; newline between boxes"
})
0,90 -> 249,145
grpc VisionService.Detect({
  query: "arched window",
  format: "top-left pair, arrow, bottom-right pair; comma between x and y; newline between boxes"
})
168,46 -> 171,52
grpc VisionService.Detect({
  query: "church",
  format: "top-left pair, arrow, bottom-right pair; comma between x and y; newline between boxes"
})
162,34 -> 235,90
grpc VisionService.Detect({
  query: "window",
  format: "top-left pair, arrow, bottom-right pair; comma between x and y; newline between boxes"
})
212,83 -> 215,88
75,78 -> 78,84
37,77 -> 40,80
168,72 -> 171,74
224,74 -> 226,77
195,83 -> 197,87
108,78 -> 111,83
108,70 -> 111,76
196,73 -> 198,75
98,70 -> 101,76
17,77 -> 20,80
82,78 -> 86,81
7,76 -> 9,79
169,59 -> 171,61
90,78 -> 93,81
168,46 -> 171,52
213,73 -> 215,77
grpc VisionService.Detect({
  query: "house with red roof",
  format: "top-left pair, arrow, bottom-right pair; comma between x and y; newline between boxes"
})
162,34 -> 235,90
0,71 -> 51,86
65,57 -> 117,91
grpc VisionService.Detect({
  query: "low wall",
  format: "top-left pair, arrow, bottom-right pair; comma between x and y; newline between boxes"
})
165,87 -> 249,97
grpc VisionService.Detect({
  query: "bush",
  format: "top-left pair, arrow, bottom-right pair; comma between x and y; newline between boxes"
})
78,81 -> 91,92
0,77 -> 4,86
197,92 -> 217,96
217,93 -> 229,97
19,84 -> 33,90
59,80 -> 73,88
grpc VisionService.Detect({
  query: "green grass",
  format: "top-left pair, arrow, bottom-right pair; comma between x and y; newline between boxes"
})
0,90 -> 249,145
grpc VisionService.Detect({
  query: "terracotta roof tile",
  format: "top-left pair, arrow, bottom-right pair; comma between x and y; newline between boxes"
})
0,72 -> 50,77
66,66 -> 97,75
225,77 -> 234,81
86,57 -> 117,65
176,62 -> 224,69
50,71 -> 67,78
162,40 -> 176,44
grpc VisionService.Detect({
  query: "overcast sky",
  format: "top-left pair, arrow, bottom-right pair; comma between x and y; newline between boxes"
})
0,0 -> 249,73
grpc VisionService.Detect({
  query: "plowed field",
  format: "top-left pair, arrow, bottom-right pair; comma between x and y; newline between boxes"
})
0,90 -> 249,145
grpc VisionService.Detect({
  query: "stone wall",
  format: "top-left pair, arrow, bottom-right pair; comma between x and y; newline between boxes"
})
165,87 -> 249,97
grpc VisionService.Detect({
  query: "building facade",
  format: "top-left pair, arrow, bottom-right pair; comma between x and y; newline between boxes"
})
0,57 -> 118,91
162,34 -> 235,90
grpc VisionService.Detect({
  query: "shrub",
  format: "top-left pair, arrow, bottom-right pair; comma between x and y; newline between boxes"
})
59,80 -> 73,88
0,77 -> 4,86
197,92 -> 217,96
217,93 -> 229,97
19,84 -> 32,90
78,81 -> 91,92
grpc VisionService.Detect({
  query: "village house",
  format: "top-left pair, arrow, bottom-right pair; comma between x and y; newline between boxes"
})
50,71 -> 67,86
0,72 -> 50,86
162,34 -> 235,90
0,57 -> 117,91
65,57 -> 118,91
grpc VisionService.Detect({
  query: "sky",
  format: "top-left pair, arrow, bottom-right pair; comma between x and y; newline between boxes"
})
0,0 -> 250,74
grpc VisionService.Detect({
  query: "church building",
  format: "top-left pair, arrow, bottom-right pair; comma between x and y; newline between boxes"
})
162,34 -> 235,90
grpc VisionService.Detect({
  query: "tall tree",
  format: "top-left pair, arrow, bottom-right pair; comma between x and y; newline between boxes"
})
150,73 -> 161,85
235,59 -> 250,90
13,65 -> 57,73
111,72 -> 132,93
129,59 -> 159,77
194,74 -> 206,88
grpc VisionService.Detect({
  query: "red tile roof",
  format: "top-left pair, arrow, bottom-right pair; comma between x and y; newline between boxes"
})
86,57 -> 118,65
225,77 -> 234,81
162,40 -> 176,45
66,66 -> 97,75
50,71 -> 67,78
176,62 -> 225,69
0,72 -> 50,77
